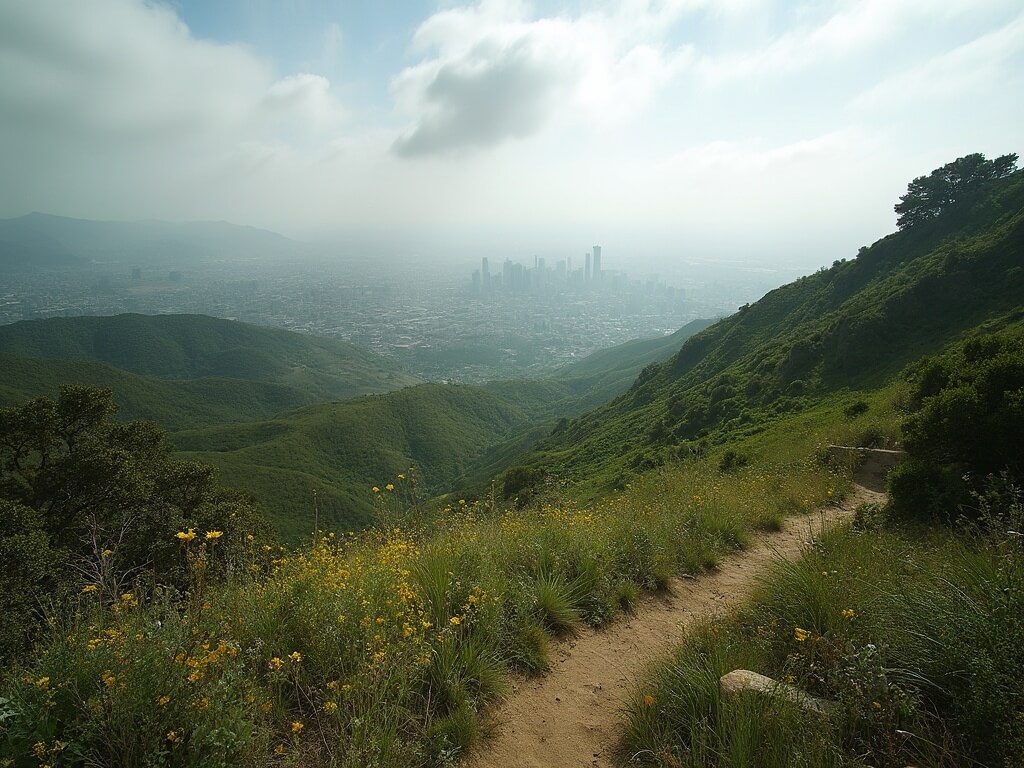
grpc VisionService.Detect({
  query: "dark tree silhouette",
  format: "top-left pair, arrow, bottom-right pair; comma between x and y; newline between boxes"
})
895,152 -> 1018,230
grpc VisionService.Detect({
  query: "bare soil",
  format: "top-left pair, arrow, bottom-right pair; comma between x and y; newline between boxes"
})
464,485 -> 885,768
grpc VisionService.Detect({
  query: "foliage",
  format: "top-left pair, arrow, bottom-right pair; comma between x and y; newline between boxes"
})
0,385 -> 270,660
624,511 -> 1024,768
890,329 -> 1024,521
895,152 -> 1018,230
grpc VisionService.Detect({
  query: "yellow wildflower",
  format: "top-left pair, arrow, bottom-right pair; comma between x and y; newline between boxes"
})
449,616 -> 461,625
643,694 -> 656,707
288,651 -> 302,663
385,483 -> 395,491
33,742 -> 46,757
872,700 -> 882,710
167,730 -> 180,745
102,671 -> 116,688
372,486 -> 380,493
269,657 -> 283,671
274,744 -> 285,755
176,528 -> 196,542
101,549 -> 113,558
204,530 -> 223,540
81,584 -> 98,594
398,473 -> 405,480
157,695 -> 171,706
35,677 -> 50,689
793,627 -> 810,642
323,701 -> 338,713
291,721 -> 304,734
842,608 -> 856,619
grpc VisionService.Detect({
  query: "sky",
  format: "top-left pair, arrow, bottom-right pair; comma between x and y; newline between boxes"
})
1,0 -> 1022,271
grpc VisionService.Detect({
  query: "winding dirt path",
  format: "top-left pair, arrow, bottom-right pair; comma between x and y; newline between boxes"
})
465,485 -> 885,768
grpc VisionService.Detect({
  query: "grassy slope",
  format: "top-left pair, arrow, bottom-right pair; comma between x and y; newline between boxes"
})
173,384 -> 534,541
0,313 -> 419,401
520,171 -> 1024,492
0,354 -> 319,431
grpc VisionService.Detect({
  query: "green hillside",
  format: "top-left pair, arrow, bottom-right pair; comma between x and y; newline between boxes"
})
0,353 -> 320,431
173,384 -> 534,541
0,313 -> 419,401
518,164 -> 1024,492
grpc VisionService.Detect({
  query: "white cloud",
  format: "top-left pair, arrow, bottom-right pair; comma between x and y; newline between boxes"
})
849,11 -> 1024,113
390,0 -> 697,157
0,0 -> 347,218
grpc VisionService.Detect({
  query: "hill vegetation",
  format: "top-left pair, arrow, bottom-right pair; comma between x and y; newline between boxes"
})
0,313 -> 419,402
510,159 -> 1024,496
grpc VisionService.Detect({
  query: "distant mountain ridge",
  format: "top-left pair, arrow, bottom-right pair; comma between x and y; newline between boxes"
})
0,212 -> 299,269
0,313 -> 419,404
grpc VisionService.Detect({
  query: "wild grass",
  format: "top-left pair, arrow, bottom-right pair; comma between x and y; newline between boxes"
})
0,451 -> 843,767
623,494 -> 1024,768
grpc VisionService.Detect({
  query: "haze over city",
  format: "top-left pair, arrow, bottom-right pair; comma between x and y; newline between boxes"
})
2,0 -> 1022,271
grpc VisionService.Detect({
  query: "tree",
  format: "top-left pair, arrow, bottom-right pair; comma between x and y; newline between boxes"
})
0,385 -> 271,658
894,152 -> 1018,230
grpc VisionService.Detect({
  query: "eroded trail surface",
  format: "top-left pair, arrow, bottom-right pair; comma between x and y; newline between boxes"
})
465,485 -> 885,768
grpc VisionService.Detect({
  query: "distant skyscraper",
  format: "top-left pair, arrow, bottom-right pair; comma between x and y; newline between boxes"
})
585,252 -> 591,282
592,245 -> 602,280
481,257 -> 490,292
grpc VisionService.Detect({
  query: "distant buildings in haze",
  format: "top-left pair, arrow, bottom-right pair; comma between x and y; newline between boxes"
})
471,244 -> 612,296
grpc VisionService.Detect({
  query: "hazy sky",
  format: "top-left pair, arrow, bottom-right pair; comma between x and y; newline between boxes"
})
1,0 -> 1022,270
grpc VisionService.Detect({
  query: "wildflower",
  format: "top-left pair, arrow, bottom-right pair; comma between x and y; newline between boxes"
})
372,486 -> 380,493
35,677 -> 50,689
157,695 -> 171,707
246,534 -> 254,542
323,701 -> 338,713
204,530 -> 223,540
167,731 -> 180,745
398,473 -> 405,480
291,721 -> 304,734
121,592 -> 135,603
842,608 -> 856,619
458,499 -> 466,505
274,744 -> 285,755
385,483 -> 395,491
467,594 -> 477,604
194,697 -> 210,710
288,651 -> 302,663
81,584 -> 98,594
176,528 -> 197,542
101,549 -> 114,558
794,627 -> 810,642
643,694 -> 656,707
449,616 -> 462,625
872,700 -> 881,710
269,657 -> 283,670
102,672 -> 116,688
33,742 -> 46,757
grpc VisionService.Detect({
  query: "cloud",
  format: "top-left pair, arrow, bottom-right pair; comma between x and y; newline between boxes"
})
849,11 -> 1024,113
0,0 -> 347,217
390,0 -> 696,158
695,0 -> 1000,86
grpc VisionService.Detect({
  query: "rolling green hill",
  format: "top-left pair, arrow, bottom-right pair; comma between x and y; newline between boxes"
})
0,354 -> 319,431
515,164 -> 1024,492
172,384 -> 534,541
0,313 -> 419,402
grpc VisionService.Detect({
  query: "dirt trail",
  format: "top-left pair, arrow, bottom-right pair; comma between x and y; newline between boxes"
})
465,485 -> 885,768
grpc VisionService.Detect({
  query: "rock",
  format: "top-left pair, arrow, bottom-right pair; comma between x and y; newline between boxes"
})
719,669 -> 833,715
